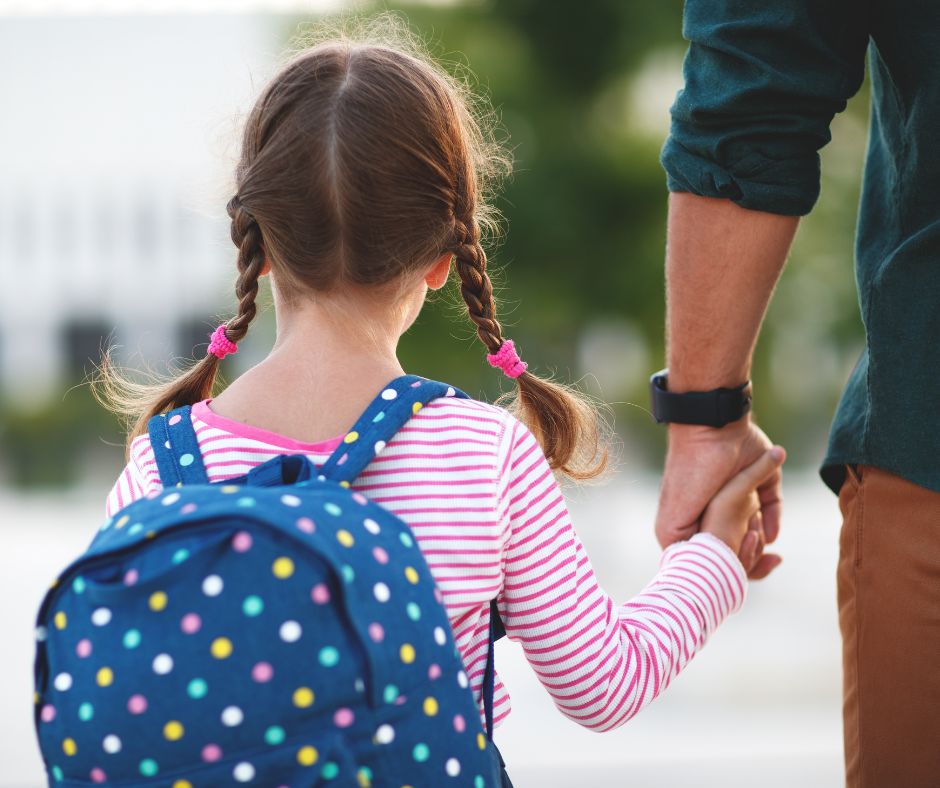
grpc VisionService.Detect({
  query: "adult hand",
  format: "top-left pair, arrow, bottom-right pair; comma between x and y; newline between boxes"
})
656,417 -> 783,579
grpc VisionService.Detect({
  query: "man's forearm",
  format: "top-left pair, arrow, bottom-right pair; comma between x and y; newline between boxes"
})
666,192 -> 799,393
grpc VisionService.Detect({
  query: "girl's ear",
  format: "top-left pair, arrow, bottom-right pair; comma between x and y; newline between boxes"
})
425,253 -> 452,290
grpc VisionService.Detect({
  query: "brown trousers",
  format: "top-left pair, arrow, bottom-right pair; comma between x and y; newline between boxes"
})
837,464 -> 940,788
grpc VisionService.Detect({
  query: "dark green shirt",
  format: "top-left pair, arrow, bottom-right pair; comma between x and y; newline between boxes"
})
661,1 -> 940,495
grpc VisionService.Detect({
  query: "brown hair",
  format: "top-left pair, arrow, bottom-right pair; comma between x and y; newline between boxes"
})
96,17 -> 608,481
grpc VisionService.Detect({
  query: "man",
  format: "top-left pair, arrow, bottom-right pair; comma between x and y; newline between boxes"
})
653,3 -> 940,786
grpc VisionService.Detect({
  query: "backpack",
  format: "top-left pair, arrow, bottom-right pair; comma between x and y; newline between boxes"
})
33,375 -> 511,787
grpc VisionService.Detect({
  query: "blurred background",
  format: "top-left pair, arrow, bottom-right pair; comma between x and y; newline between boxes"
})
0,0 -> 867,785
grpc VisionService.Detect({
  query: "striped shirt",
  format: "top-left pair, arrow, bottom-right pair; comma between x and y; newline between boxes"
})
106,395 -> 746,731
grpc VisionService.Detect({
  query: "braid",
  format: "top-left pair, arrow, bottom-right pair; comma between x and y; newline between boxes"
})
452,217 -> 503,355
224,194 -> 266,344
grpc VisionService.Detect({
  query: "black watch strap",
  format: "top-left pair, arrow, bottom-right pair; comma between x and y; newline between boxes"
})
650,369 -> 752,428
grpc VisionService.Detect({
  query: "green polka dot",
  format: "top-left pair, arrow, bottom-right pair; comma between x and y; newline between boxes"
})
318,646 -> 340,667
406,602 -> 421,621
236,497 -> 256,508
264,725 -> 285,745
242,595 -> 264,617
51,766 -> 63,782
78,702 -> 94,722
321,762 -> 339,779
123,629 -> 142,649
399,532 -> 414,548
324,502 -> 342,517
179,453 -> 195,467
412,743 -> 430,762
372,411 -> 385,423
341,565 -> 355,583
128,523 -> 144,536
358,766 -> 373,782
383,684 -> 399,704
139,758 -> 158,777
171,548 -> 190,565
71,576 -> 86,594
187,678 -> 208,699
475,777 -> 485,788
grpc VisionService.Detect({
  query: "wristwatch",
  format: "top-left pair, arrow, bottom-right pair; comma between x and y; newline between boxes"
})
649,368 -> 752,428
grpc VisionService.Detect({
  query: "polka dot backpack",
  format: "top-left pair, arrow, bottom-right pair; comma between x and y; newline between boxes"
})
33,376 -> 511,788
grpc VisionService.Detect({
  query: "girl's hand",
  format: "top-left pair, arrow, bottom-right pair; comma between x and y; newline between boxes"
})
700,446 -> 787,559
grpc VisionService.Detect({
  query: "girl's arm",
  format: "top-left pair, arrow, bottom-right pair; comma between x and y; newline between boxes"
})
104,436 -> 155,517
495,417 -> 747,732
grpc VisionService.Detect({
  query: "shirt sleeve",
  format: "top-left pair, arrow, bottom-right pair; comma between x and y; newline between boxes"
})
104,435 -> 161,517
661,0 -> 870,216
494,417 -> 747,732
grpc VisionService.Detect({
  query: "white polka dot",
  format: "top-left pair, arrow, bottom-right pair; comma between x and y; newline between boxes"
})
457,671 -> 468,689
280,494 -> 301,507
355,678 -> 365,693
446,758 -> 461,776
374,724 -> 395,744
221,705 -> 244,727
279,620 -> 302,643
434,626 -> 447,646
446,387 -> 456,397
102,734 -> 122,754
202,574 -> 224,596
164,440 -> 171,449
233,762 -> 255,782
374,441 -> 386,455
161,492 -> 181,506
373,582 -> 390,603
363,518 -> 380,535
53,672 -> 72,691
91,607 -> 112,626
381,388 -> 397,400
35,626 -> 48,642
152,653 -> 174,675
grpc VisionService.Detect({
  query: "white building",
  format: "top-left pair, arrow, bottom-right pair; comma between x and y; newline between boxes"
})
0,12 -> 286,407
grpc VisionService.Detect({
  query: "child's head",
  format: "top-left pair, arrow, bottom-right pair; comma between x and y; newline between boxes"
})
99,18 -> 608,480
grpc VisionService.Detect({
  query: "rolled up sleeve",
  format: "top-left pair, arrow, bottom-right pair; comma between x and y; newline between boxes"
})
661,1 -> 869,216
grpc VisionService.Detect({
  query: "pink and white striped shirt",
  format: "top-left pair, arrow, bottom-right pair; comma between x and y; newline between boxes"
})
106,394 -> 746,731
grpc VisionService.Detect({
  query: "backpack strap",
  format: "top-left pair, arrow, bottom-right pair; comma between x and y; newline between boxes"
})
318,375 -> 467,486
147,405 -> 210,487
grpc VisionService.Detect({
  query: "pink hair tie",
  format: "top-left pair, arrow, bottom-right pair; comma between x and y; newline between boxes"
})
207,324 -> 238,359
487,339 -> 528,379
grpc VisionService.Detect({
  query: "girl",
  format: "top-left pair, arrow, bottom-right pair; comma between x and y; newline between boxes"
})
99,20 -> 782,767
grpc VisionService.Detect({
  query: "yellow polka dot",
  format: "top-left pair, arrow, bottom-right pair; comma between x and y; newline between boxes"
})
272,557 -> 294,579
175,482 -> 183,487
53,611 -> 67,630
149,591 -> 168,612
336,530 -> 354,548
220,485 -> 239,493
62,737 -> 77,756
163,720 -> 184,741
172,781 -> 193,788
33,692 -> 40,705
404,567 -> 419,585
50,578 -> 59,589
400,643 -> 415,664
293,687 -> 314,708
344,431 -> 359,444
339,481 -> 351,488
358,771 -> 372,787
96,667 -> 114,687
145,530 -> 157,539
412,402 -> 423,414
211,637 -> 233,659
116,514 -> 130,528
477,732 -> 486,750
423,696 -> 439,716
297,744 -> 318,766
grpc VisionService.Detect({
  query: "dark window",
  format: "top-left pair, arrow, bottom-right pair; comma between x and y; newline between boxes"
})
63,320 -> 113,379
178,318 -> 211,359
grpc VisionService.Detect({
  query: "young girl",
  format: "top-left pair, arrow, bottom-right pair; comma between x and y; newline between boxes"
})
100,22 -> 781,761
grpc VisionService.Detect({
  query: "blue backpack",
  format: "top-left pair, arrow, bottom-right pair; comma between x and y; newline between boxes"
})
33,376 -> 510,787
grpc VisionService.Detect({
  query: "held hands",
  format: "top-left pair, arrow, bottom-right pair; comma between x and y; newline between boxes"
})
656,419 -> 785,579
699,445 -> 786,567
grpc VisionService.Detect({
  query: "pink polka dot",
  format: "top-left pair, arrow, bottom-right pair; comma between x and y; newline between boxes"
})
296,517 -> 315,534
232,532 -> 253,552
201,744 -> 222,763
180,613 -> 201,635
90,768 -> 106,783
453,714 -> 466,733
123,569 -> 139,586
40,704 -> 56,723
411,381 -> 422,388
168,414 -> 182,426
333,708 -> 354,728
251,661 -> 273,683
368,622 -> 384,643
428,663 -> 441,680
76,639 -> 92,659
395,694 -> 407,705
372,546 -> 389,565
181,503 -> 198,515
127,694 -> 147,715
311,584 -> 330,604
352,493 -> 368,506
434,588 -> 444,604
